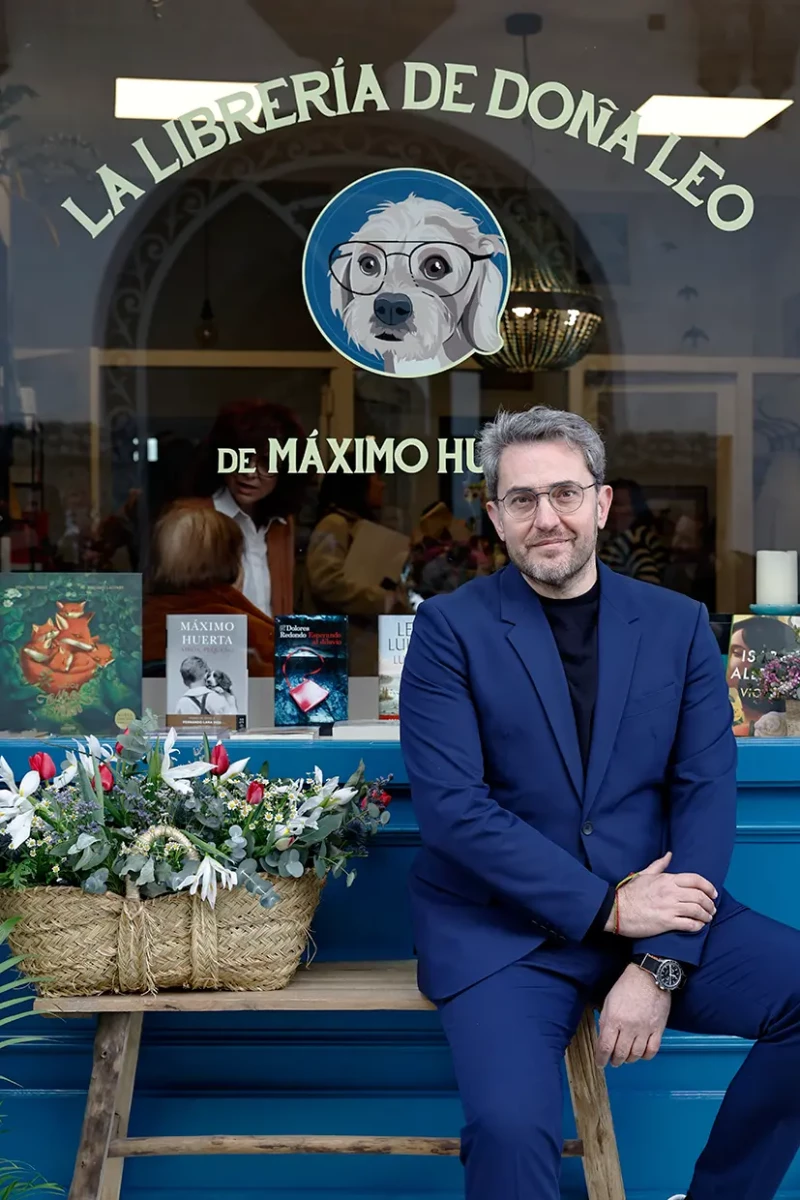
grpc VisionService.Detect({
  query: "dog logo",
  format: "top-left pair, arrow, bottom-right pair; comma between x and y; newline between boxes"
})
303,168 -> 510,378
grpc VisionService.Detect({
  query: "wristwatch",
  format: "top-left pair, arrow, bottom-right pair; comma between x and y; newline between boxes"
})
632,953 -> 686,991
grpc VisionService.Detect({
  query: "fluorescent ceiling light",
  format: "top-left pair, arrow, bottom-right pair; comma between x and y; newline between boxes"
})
115,77 -> 262,120
636,94 -> 792,137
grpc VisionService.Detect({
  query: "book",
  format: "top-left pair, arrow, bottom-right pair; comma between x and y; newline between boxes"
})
274,615 -> 348,727
329,720 -> 400,742
343,520 -> 410,589
166,614 -> 248,732
726,612 -> 799,737
378,613 -> 416,719
0,572 -> 142,736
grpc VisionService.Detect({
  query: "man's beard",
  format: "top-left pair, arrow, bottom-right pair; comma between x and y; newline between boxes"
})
507,522 -> 597,589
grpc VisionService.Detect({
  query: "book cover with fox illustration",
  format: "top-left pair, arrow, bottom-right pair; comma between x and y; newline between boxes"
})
0,573 -> 142,735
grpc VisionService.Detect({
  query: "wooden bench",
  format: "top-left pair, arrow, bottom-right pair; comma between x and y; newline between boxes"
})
35,960 -> 625,1200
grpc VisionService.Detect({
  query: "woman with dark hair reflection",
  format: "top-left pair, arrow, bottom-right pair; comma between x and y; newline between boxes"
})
599,477 -> 667,585
300,463 -> 411,675
190,400 -> 307,617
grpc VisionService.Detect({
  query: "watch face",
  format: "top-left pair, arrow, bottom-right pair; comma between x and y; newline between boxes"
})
655,959 -> 684,990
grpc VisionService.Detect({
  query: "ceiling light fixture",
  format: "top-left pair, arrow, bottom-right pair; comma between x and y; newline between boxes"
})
636,94 -> 792,137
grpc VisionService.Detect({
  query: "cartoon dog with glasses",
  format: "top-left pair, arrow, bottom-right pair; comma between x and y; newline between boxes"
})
329,194 -> 508,376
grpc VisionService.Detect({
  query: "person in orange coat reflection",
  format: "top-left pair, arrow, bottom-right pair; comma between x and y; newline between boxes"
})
143,501 -> 275,676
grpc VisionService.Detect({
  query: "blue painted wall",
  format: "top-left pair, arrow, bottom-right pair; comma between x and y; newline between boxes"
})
1,737 -> 798,1199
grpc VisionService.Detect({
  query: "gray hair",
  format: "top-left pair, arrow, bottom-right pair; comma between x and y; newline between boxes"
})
478,406 -> 606,499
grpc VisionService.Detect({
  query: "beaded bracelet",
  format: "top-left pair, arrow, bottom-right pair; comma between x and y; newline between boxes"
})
613,871 -> 640,936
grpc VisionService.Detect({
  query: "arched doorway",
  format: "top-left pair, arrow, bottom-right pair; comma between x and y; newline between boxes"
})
92,111 -> 616,569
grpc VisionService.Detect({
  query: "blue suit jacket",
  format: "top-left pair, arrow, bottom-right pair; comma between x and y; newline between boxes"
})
398,560 -> 738,1002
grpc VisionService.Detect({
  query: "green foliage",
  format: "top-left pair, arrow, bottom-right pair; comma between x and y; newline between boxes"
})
0,918 -> 62,1195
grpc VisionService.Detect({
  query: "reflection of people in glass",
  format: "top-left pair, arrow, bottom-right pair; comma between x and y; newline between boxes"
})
409,501 -> 494,599
175,656 -> 234,717
726,615 -> 797,736
189,400 -> 306,617
662,513 -> 716,607
599,478 -> 666,584
143,500 -> 275,676
301,465 -> 411,675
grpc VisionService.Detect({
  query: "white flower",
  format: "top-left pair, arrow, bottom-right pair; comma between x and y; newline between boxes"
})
316,772 -> 357,807
85,735 -> 116,762
177,855 -> 237,909
220,757 -> 250,784
52,754 -> 78,790
0,759 -> 40,849
160,728 -> 214,795
2,600 -> 12,608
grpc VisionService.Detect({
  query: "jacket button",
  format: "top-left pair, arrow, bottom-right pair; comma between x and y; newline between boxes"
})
582,821 -> 594,836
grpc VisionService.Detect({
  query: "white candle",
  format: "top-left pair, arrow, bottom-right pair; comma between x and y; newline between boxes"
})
756,550 -> 798,607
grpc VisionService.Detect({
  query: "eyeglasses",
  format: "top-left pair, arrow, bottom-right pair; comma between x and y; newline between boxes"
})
495,482 -> 599,520
329,240 -> 497,298
233,452 -> 273,478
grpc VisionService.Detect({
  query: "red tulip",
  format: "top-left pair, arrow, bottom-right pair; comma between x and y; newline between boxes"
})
210,742 -> 230,776
98,763 -> 114,792
246,781 -> 264,806
379,790 -> 392,806
29,751 -> 56,781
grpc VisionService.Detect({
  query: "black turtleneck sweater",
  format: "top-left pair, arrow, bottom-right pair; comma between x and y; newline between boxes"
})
538,577 -> 615,937
539,577 -> 600,771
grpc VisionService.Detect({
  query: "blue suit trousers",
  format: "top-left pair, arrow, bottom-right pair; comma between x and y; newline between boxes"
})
437,901 -> 800,1200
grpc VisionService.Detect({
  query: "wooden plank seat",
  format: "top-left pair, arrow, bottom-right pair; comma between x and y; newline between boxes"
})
34,960 -> 625,1200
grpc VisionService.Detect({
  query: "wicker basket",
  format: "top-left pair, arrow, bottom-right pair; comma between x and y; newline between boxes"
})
0,825 -> 324,996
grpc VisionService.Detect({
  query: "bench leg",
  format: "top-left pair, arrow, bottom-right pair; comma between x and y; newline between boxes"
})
565,1010 -> 626,1200
69,1012 -> 143,1200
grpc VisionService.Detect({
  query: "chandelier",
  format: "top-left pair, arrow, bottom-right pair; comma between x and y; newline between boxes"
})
489,12 -> 604,373
490,253 -> 603,373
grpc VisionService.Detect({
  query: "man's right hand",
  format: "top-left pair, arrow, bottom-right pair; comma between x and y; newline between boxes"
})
603,851 -> 718,938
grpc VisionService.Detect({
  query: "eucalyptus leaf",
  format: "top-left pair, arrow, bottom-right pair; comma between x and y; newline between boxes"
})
314,858 -> 327,880
135,858 -> 156,887
285,860 -> 304,878
75,838 -> 111,872
68,833 -> 97,854
82,868 -> 109,895
140,881 -> 169,898
121,853 -> 147,876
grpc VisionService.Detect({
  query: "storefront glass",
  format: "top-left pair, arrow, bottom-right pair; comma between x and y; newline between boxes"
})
1,0 -> 797,720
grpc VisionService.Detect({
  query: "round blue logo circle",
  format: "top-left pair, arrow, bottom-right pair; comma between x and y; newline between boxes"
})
302,168 -> 510,378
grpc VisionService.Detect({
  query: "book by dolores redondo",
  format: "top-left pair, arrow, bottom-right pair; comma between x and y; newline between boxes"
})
166,614 -> 247,732
378,613 -> 416,720
274,615 -> 348,727
0,573 -> 141,736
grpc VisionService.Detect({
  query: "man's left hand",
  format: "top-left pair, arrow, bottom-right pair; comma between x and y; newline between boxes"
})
595,963 -> 671,1067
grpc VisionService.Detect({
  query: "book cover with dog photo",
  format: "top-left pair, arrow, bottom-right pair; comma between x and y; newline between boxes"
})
378,613 -> 415,720
0,573 -> 141,736
274,615 -> 348,727
166,614 -> 247,731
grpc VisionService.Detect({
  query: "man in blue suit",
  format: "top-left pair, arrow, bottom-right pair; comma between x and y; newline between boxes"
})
399,406 -> 800,1200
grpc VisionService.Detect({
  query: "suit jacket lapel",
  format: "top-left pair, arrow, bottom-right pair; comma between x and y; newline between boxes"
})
583,563 -> 641,816
501,567 -> 583,801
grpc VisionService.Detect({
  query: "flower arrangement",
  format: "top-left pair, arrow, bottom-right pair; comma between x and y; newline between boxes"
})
756,650 -> 800,702
754,622 -> 800,703
0,715 -> 392,911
